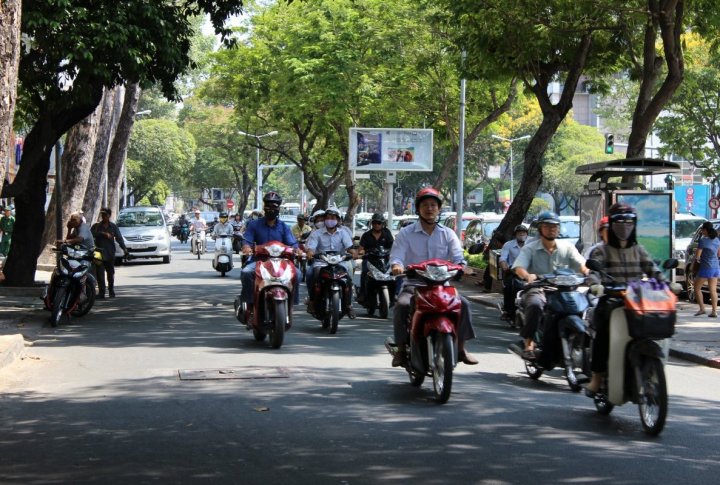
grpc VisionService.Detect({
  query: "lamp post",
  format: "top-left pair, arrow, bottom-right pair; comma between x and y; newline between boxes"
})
491,134 -> 530,202
238,130 -> 278,210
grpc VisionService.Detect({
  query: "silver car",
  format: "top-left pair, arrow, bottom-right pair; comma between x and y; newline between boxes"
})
114,206 -> 172,264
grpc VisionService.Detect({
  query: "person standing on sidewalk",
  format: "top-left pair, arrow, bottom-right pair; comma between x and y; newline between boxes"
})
693,221 -> 720,317
498,224 -> 528,322
91,208 -> 128,298
0,206 -> 15,257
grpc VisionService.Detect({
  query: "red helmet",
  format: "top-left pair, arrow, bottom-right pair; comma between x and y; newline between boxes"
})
598,216 -> 609,230
415,187 -> 442,208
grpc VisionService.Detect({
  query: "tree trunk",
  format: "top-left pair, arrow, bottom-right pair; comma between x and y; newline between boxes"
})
0,0 -> 21,197
107,83 -> 140,215
83,87 -> 120,223
41,106 -> 101,254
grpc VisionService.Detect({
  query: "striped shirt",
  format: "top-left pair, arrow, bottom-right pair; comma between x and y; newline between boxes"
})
588,243 -> 658,283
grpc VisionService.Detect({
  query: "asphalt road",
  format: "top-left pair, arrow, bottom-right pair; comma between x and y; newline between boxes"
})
1,239 -> 719,484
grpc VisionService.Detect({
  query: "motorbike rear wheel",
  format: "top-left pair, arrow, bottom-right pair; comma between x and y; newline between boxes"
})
637,357 -> 668,435
72,275 -> 96,317
330,290 -> 341,334
269,300 -> 286,349
432,333 -> 454,403
378,287 -> 390,319
525,359 -> 544,380
50,287 -> 66,327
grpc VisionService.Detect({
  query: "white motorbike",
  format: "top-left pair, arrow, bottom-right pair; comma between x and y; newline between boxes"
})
212,233 -> 234,276
191,229 -> 206,259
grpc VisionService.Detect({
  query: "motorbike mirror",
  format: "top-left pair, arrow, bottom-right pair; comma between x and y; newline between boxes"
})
585,259 -> 603,272
662,258 -> 678,270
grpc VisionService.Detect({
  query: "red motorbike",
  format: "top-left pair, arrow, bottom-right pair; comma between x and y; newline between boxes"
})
234,241 -> 297,349
385,259 -> 464,403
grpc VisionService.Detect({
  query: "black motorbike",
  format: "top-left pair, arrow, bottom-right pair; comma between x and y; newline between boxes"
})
42,244 -> 97,327
508,271 -> 592,392
231,230 -> 244,254
358,246 -> 395,318
308,250 -> 355,334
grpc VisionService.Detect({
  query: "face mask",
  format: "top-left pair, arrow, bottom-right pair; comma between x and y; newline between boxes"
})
264,209 -> 279,220
611,222 -> 634,241
517,235 -> 527,243
315,221 -> 324,229
325,219 -> 338,229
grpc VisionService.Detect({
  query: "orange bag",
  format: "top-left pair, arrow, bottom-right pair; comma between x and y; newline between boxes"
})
623,280 -> 677,339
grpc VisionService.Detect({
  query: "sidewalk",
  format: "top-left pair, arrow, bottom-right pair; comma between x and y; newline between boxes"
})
456,275 -> 720,369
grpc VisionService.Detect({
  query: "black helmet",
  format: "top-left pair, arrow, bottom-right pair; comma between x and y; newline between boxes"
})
536,211 -> 560,225
219,211 -> 228,218
263,191 -> 283,206
297,214 -> 307,221
371,213 -> 386,223
514,224 -> 528,233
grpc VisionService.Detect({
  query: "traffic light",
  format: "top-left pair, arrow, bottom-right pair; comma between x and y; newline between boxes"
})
604,133 -> 614,154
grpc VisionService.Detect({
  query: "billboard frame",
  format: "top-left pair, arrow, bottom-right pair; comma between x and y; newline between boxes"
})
349,127 -> 433,172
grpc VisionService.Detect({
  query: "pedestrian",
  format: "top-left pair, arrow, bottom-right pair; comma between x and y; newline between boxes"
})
0,206 -> 15,256
693,221 -> 720,317
91,208 -> 128,298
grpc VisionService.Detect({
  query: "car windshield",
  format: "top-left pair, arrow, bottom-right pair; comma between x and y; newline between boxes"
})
559,220 -> 580,239
461,218 -> 477,230
118,210 -> 164,227
676,219 -> 704,239
483,221 -> 501,235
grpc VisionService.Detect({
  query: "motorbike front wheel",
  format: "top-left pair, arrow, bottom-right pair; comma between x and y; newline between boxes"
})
378,287 -> 390,319
50,286 -> 67,327
329,290 -> 341,334
197,242 -> 202,260
72,275 -> 96,317
269,299 -> 286,349
637,357 -> 668,435
432,333 -> 454,403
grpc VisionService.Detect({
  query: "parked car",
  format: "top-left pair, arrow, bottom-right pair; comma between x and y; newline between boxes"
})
673,213 -> 707,287
463,217 -> 504,251
389,215 -> 418,236
441,213 -> 481,244
115,206 -> 172,264
683,218 -> 719,302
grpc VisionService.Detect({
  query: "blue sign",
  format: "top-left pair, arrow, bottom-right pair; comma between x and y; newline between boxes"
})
675,185 -> 710,218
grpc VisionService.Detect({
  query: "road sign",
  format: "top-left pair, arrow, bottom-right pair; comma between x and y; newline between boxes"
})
226,199 -> 235,209
709,197 -> 720,210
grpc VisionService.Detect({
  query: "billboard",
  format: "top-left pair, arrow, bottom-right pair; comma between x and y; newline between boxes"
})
349,128 -> 433,171
615,191 -> 673,264
674,185 -> 710,218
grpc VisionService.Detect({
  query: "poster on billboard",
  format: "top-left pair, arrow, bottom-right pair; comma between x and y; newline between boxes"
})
349,128 -> 433,171
674,185 -> 710,218
614,191 -> 673,263
579,194 -> 605,255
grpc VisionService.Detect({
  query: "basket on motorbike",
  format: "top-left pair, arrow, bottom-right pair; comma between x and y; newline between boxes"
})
623,279 -> 677,339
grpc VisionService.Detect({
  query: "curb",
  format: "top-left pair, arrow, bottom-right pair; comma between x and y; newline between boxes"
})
0,334 -> 25,370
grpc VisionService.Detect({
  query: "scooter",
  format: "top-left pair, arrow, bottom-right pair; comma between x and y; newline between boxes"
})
212,234 -> 233,276
42,244 -> 97,327
231,226 -> 244,254
178,223 -> 189,244
359,246 -> 395,318
584,258 -> 678,435
234,241 -> 297,349
308,250 -> 354,334
384,259 -> 464,404
508,271 -> 592,392
191,228 -> 205,259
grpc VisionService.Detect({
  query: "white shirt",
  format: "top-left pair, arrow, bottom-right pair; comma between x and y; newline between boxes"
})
189,217 -> 207,232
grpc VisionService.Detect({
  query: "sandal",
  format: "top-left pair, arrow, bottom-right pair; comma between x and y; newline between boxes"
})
710,313 -> 718,318
694,310 -> 706,316
521,349 -> 536,360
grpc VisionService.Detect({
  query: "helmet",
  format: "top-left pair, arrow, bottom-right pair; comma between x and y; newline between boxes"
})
325,207 -> 341,218
536,211 -> 560,225
598,216 -> 609,230
415,187 -> 442,208
371,213 -> 386,223
297,214 -> 307,221
608,203 -> 636,223
311,209 -> 325,220
514,224 -> 528,233
263,191 -> 283,206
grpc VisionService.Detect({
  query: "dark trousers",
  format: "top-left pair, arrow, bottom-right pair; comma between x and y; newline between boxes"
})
520,288 -> 546,340
96,259 -> 116,295
503,276 -> 518,316
590,296 -> 612,373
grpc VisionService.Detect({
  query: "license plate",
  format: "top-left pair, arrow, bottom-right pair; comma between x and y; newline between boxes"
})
133,245 -> 148,249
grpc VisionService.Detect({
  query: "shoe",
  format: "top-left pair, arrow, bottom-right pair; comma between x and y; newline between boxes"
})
307,301 -> 315,314
694,310 -> 706,316
345,307 -> 356,319
109,290 -> 116,298
584,387 -> 598,398
521,349 -> 536,360
458,350 -> 478,365
97,293 -> 105,299
392,352 -> 407,367
500,312 -> 511,321
710,313 -> 718,318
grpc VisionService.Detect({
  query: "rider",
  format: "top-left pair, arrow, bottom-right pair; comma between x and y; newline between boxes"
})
498,224 -> 528,322
305,206 -> 357,317
212,211 -> 233,238
310,209 -> 326,231
291,213 -> 312,241
230,212 -> 244,233
583,216 -> 609,258
584,203 -> 662,396
241,192 -> 299,317
188,209 -> 208,253
357,212 -> 394,304
56,212 -> 95,252
511,211 -> 589,359
389,187 -> 478,367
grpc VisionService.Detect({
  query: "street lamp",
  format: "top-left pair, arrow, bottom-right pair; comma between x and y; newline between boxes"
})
491,134 -> 531,202
238,130 -> 279,210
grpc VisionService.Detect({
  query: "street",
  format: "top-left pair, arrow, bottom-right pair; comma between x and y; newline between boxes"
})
1,240 -> 720,484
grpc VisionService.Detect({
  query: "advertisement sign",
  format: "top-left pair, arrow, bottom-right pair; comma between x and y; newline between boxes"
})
349,128 -> 433,171
467,189 -> 484,204
674,185 -> 710,218
615,191 -> 673,263
579,194 -> 605,254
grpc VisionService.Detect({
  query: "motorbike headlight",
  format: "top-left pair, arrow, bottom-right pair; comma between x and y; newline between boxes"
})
322,254 -> 344,265
417,264 -> 456,282
265,244 -> 285,258
551,274 -> 584,287
368,262 -> 393,281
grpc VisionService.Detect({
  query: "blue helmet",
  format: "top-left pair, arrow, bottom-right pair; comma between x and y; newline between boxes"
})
536,211 -> 560,225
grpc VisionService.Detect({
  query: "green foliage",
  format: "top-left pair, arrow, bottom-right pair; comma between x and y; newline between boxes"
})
464,251 -> 487,269
527,198 -> 551,219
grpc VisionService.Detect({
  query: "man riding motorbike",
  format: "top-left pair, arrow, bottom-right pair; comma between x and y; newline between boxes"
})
189,209 -> 208,253
310,209 -> 326,231
498,224 -> 528,321
357,212 -> 394,304
389,187 -> 478,367
305,206 -> 357,317
291,213 -> 312,241
212,211 -> 233,238
511,211 -> 589,359
241,192 -> 299,319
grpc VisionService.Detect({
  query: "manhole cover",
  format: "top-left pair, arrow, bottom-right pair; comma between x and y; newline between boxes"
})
178,367 -> 291,380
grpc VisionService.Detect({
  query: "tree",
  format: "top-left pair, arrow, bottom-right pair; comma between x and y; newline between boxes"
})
2,0 -> 245,286
0,0 -> 21,197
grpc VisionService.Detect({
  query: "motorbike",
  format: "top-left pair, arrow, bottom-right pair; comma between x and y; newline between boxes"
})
584,258 -> 678,435
384,259 -> 464,404
231,225 -> 244,254
212,234 -> 233,276
191,228 -> 206,259
297,232 -> 311,282
359,246 -> 395,318
42,244 -> 97,327
508,271 -> 592,392
233,241 -> 297,349
178,223 -> 189,244
308,250 -> 354,334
